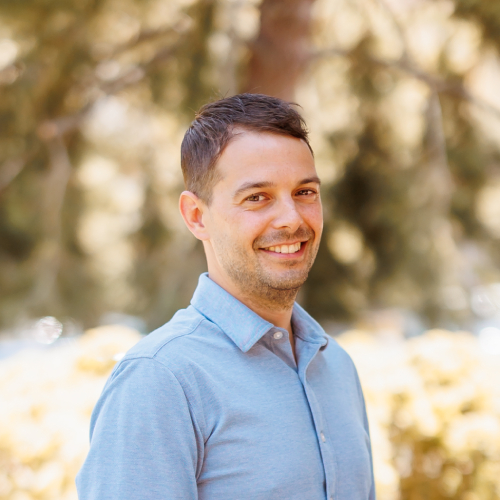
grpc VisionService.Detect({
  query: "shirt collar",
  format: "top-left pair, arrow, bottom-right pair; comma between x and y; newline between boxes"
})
291,302 -> 329,348
191,273 -> 329,352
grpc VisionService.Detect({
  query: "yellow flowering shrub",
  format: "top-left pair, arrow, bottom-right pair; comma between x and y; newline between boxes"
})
0,326 -> 141,500
1,326 -> 499,499
338,329 -> 500,500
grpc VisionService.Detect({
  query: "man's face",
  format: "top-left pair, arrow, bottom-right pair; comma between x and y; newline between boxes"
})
201,130 -> 323,302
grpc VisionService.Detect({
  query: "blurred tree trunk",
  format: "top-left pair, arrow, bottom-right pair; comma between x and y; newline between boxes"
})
244,0 -> 315,101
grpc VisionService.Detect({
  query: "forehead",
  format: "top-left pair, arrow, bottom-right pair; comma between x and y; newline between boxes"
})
213,130 -> 316,189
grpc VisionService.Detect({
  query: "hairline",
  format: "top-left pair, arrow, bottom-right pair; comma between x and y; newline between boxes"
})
200,125 -> 314,206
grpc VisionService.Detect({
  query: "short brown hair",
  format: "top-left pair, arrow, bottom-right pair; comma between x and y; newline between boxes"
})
180,93 -> 312,204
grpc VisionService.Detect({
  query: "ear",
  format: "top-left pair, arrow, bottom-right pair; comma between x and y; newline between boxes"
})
179,191 -> 210,241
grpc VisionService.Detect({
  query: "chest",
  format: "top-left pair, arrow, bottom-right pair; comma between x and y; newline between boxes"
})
193,347 -> 372,500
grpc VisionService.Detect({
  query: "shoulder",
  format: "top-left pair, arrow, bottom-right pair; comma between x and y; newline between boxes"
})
114,305 -> 229,376
324,336 -> 356,363
321,336 -> 366,406
97,307 -> 214,411
124,306 -> 205,358
325,336 -> 362,377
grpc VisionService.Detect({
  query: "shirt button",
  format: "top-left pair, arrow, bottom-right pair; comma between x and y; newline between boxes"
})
320,431 -> 326,443
273,331 -> 283,340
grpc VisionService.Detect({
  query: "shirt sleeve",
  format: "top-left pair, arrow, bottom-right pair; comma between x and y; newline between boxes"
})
76,357 -> 202,500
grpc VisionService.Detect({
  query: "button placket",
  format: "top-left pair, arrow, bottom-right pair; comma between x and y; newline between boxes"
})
267,328 -> 297,370
298,342 -> 337,500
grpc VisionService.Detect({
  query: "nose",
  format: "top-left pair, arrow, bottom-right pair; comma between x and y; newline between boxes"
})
271,196 -> 304,233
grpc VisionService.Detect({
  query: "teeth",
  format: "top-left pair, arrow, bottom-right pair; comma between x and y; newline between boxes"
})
265,242 -> 302,253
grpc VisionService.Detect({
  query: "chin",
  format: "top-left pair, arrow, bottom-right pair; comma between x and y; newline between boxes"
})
261,271 -> 309,290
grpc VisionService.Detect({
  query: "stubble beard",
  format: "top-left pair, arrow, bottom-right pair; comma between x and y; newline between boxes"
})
219,227 -> 319,312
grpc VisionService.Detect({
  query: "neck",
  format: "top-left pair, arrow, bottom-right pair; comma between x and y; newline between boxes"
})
239,288 -> 297,332
207,271 -> 298,333
234,286 -> 298,364
207,271 -> 299,363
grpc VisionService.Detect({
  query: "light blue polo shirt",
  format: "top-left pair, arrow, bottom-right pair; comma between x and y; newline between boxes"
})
76,273 -> 375,499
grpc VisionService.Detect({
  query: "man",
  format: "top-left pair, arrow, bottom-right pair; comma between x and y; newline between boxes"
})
76,93 -> 375,500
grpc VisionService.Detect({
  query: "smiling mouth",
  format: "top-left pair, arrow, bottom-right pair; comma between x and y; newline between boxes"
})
261,242 -> 304,254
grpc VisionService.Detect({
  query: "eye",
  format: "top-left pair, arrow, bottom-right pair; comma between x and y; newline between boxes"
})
296,188 -> 317,196
246,194 -> 267,202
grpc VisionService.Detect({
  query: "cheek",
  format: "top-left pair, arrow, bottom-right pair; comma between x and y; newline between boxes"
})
242,216 -> 266,240
235,212 -> 272,246
303,205 -> 323,234
212,211 -> 264,246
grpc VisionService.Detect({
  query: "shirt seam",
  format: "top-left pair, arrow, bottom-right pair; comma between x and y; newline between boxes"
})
124,316 -> 205,360
118,355 -> 206,478
151,357 -> 207,480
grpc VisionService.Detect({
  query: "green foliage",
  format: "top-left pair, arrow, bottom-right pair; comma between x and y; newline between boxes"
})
1,0 -> 500,331
303,3 -> 500,325
0,0 -> 217,329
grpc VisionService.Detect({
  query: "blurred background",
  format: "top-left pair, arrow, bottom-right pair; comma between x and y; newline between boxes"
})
1,0 -> 500,499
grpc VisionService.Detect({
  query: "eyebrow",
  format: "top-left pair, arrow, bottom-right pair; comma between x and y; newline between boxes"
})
233,176 -> 321,200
